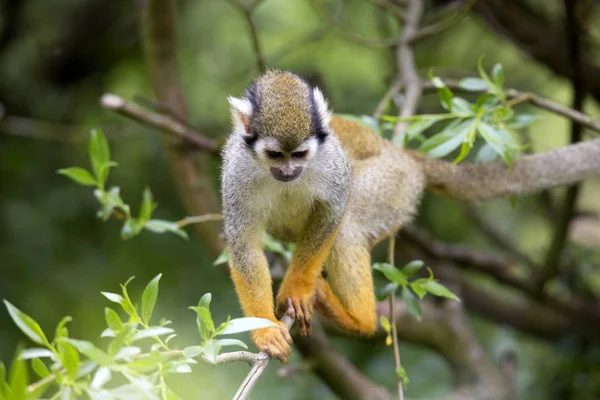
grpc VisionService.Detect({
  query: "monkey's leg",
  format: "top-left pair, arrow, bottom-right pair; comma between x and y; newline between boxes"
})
276,202 -> 342,336
314,236 -> 377,335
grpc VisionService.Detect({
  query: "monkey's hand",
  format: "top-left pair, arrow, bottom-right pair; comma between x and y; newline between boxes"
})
251,321 -> 293,364
276,280 -> 315,336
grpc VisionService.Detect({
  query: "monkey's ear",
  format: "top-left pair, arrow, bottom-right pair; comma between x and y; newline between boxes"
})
228,96 -> 253,134
312,87 -> 332,125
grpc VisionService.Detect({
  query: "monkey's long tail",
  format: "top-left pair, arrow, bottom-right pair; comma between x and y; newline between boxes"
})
409,138 -> 600,202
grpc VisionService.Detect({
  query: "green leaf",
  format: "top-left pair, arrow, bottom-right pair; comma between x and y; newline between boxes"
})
89,129 -> 111,185
373,263 -> 407,285
106,187 -> 130,216
506,114 -> 538,129
132,327 -> 174,341
201,340 -> 221,365
119,278 -> 138,318
4,300 -> 50,347
430,76 -> 453,111
215,338 -> 248,349
492,63 -> 504,88
474,93 -> 500,111
144,220 -> 188,240
457,78 -> 488,91
57,167 -> 97,186
31,358 -> 51,379
8,349 -> 27,400
453,141 -> 472,164
379,316 -> 391,333
199,293 -> 212,309
58,341 -> 80,381
213,249 -> 229,266
189,306 -> 215,341
394,117 -> 442,146
90,367 -> 111,390
65,339 -> 114,366
475,143 -> 499,163
101,292 -> 123,305
54,316 -> 72,342
139,188 -> 157,223
217,317 -> 277,335
410,281 -> 427,299
396,365 -> 409,386
104,308 -> 123,333
491,107 -> 513,122
376,282 -> 399,302
451,97 -> 473,114
419,119 -> 474,159
141,274 -> 161,325
477,57 -> 493,86
403,260 -> 424,277
183,346 -> 203,358
0,362 -> 8,399
477,123 -> 517,166
402,287 -> 422,321
422,280 -> 460,301
18,348 -> 54,360
121,219 -> 143,240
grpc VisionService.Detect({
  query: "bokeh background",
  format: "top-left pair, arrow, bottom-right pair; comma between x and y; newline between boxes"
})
1,0 -> 600,398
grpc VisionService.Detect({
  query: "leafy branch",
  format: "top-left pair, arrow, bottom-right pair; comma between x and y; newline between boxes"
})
58,129 -> 189,240
384,60 -> 537,166
1,275 -> 282,400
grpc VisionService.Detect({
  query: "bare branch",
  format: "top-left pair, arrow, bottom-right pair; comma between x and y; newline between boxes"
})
409,0 -> 478,43
176,213 -> 223,228
308,0 -> 399,47
101,94 -> 220,153
140,0 -> 224,255
225,0 -> 267,72
387,234 -> 404,399
536,0 -> 587,291
420,80 -> 600,134
392,0 -> 424,140
233,314 -> 294,400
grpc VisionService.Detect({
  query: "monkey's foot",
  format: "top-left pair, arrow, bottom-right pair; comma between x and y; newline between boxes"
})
277,293 -> 315,336
251,321 -> 293,364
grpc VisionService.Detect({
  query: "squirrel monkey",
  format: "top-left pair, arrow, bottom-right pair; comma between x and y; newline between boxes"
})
221,70 -> 600,362
221,70 -> 425,363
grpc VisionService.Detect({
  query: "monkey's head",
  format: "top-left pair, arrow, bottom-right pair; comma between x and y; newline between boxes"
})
228,70 -> 332,183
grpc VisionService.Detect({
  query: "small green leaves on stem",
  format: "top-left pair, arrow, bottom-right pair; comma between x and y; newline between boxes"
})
57,129 -> 188,241
383,61 -> 537,166
373,260 -> 459,320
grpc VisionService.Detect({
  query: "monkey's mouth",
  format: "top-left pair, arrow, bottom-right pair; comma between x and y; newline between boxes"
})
272,173 -> 301,182
270,167 -> 303,182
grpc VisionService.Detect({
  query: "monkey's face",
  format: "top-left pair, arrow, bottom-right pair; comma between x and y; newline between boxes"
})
254,136 -> 319,182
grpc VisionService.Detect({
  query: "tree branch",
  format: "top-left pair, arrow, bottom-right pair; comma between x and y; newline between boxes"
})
535,0 -> 587,291
100,94 -> 219,154
409,0 -> 478,43
392,0 -> 424,140
294,321 -> 392,400
140,0 -> 224,255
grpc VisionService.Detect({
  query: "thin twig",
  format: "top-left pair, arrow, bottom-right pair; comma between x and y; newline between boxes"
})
308,0 -> 400,47
233,314 -> 294,400
388,234 -> 403,400
372,78 -> 403,119
225,0 -> 267,72
176,213 -> 223,228
392,0 -> 424,140
420,80 -> 600,134
101,94 -> 219,154
409,0 -> 478,43
535,0 -> 587,291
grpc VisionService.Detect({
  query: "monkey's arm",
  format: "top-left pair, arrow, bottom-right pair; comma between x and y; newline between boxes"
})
276,201 -> 342,336
226,217 -> 293,362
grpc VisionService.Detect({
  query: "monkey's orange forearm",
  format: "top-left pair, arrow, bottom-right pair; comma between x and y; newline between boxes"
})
277,228 -> 338,301
230,259 -> 276,321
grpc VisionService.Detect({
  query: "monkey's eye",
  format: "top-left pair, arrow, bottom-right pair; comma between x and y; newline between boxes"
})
266,150 -> 284,159
291,150 -> 308,158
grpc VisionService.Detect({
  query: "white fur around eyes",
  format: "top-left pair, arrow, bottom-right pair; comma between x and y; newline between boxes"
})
312,87 -> 332,124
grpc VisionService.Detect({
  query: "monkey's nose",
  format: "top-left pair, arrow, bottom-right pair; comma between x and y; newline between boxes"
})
270,166 -> 303,182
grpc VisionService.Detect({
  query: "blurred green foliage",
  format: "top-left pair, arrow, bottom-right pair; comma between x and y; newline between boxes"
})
1,0 -> 600,399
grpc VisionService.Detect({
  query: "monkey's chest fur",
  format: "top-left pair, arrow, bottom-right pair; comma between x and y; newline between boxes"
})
257,181 -> 319,242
